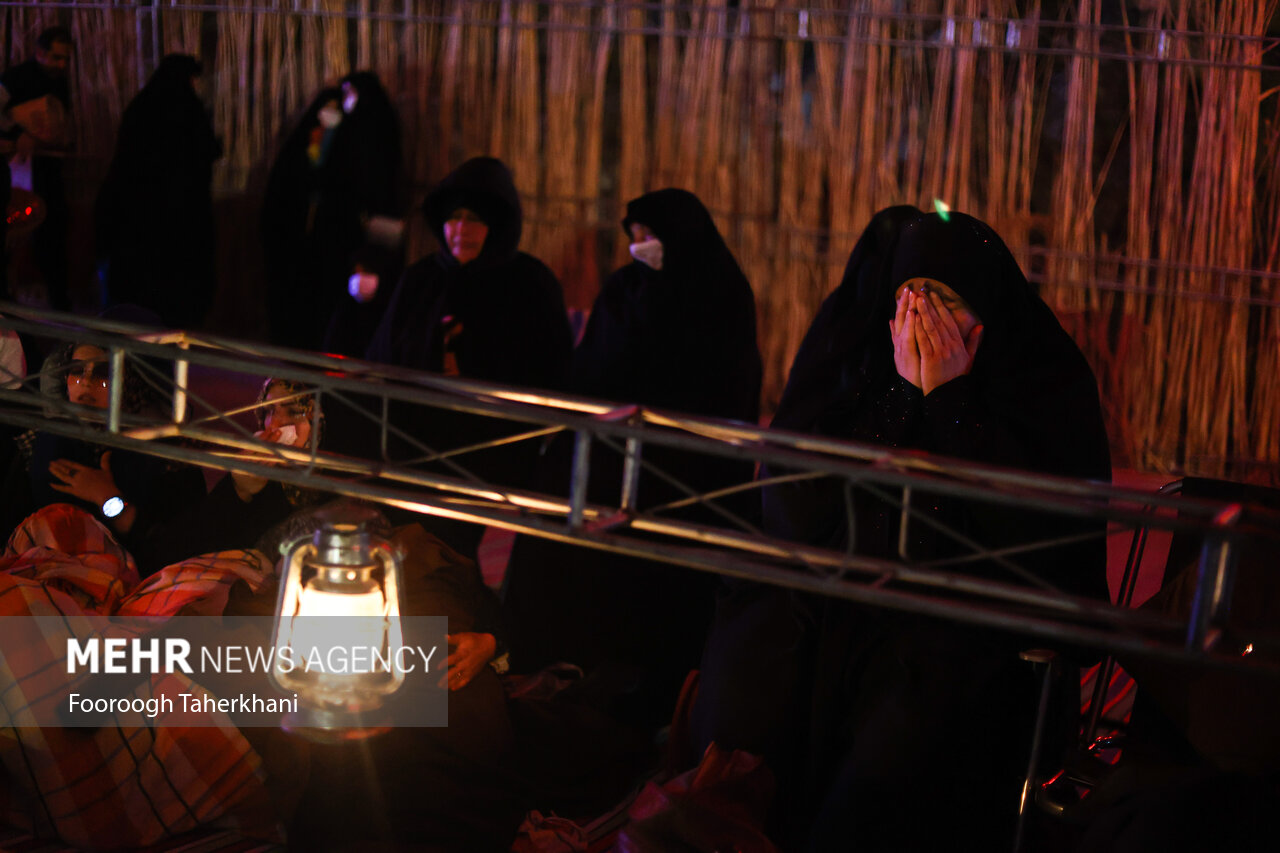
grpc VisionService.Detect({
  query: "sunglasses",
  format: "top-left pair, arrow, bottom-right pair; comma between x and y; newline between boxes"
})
67,360 -> 110,390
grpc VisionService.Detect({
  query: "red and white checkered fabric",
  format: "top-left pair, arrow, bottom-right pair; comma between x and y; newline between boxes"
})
0,504 -> 281,848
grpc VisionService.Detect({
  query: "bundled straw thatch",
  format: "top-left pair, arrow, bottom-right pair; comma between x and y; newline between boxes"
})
7,0 -> 1280,483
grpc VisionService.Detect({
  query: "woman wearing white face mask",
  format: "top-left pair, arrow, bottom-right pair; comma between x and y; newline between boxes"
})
572,188 -> 761,421
502,188 -> 763,730
262,72 -> 402,352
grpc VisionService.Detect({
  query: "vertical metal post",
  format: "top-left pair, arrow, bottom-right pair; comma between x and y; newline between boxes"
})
150,0 -> 160,75
1013,649 -> 1057,853
379,396 -> 390,461
172,340 -> 189,424
843,480 -> 858,555
107,347 -> 125,434
1185,505 -> 1242,650
308,389 -> 322,471
620,437 -> 641,511
1089,480 -> 1183,744
1086,522 -> 1150,744
1185,537 -> 1234,650
135,2 -> 145,90
897,485 -> 912,561
569,430 -> 591,529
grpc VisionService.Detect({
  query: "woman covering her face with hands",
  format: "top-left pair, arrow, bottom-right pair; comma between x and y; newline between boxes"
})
696,208 -> 1113,851
758,208 -> 1112,566
890,276 -> 983,395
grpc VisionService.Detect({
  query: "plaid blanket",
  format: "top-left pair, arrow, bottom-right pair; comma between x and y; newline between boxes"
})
0,504 -> 281,849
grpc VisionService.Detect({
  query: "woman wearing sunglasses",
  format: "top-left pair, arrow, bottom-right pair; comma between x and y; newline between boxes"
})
1,339 -> 205,572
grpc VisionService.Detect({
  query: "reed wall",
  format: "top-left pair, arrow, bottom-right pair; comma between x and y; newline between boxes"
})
3,1 -> 1277,483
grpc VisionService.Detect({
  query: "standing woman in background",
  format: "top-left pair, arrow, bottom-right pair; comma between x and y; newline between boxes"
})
262,71 -> 402,351
95,54 -> 222,329
502,188 -> 762,731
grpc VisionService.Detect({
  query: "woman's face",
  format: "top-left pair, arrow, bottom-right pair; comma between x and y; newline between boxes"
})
66,344 -> 110,409
629,222 -> 657,243
262,382 -> 314,447
894,277 -> 982,339
316,98 -> 343,130
443,207 -> 489,265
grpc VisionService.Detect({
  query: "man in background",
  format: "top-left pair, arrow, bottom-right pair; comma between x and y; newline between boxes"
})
0,26 -> 74,310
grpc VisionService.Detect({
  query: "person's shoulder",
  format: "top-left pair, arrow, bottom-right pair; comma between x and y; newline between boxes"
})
0,61 -> 25,93
596,263 -> 653,304
603,262 -> 646,288
400,253 -> 449,286
509,252 -> 569,297
0,60 -> 46,103
511,251 -> 558,277
0,58 -> 36,81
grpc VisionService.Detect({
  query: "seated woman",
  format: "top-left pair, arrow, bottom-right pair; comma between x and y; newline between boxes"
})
694,208 -> 1112,850
156,378 -> 510,697
356,156 -> 573,558
0,339 -> 207,570
3,385 -> 517,850
0,505 -> 284,848
502,188 -> 762,731
144,377 -> 339,568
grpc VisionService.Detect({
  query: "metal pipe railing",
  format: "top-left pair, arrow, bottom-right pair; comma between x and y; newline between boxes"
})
1,305 -> 1277,675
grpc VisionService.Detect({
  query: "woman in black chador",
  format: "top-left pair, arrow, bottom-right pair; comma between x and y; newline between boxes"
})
361,156 -> 572,555
502,188 -> 762,730
365,156 -> 571,386
694,208 -> 1112,850
95,55 -> 222,328
262,71 -> 401,350
570,187 -> 762,421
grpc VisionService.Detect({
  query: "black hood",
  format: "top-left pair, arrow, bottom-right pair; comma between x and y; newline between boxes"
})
771,204 -> 921,433
423,157 -> 522,266
622,188 -> 736,277
145,54 -> 203,97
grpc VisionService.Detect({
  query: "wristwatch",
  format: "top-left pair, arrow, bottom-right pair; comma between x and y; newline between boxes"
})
101,495 -> 127,519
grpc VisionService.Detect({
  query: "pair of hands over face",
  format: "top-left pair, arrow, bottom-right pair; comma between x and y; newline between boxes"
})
890,285 -> 984,395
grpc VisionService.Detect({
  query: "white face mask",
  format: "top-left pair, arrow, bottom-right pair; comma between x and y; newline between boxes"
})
317,106 -> 343,129
348,272 -> 379,303
629,238 -> 664,271
274,424 -> 298,447
254,424 -> 297,446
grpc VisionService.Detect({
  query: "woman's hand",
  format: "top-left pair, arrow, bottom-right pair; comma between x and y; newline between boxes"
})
915,289 -> 983,395
49,452 -> 137,532
890,289 -> 923,389
438,632 -> 497,691
259,422 -> 312,450
49,452 -> 119,507
13,131 -> 36,165
233,423 -> 313,502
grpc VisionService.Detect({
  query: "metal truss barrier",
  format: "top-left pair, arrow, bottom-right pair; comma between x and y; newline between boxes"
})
1,303 -> 1277,677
